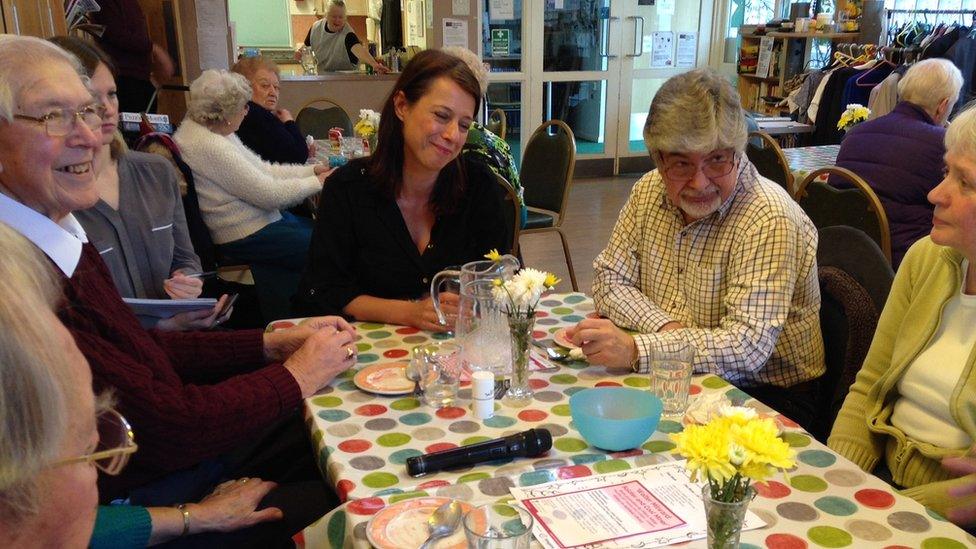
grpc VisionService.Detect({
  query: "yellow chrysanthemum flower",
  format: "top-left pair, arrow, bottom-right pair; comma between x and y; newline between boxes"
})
544,273 -> 561,289
484,249 -> 502,262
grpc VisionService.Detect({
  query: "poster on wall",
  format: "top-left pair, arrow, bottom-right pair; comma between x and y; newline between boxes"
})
650,31 -> 673,68
197,0 -> 230,70
443,18 -> 469,49
756,36 -> 775,78
676,32 -> 697,68
489,0 -> 515,20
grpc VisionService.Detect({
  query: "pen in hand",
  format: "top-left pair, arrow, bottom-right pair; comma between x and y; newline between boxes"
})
185,271 -> 218,280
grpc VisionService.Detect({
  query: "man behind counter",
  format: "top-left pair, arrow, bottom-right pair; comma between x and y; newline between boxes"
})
304,0 -> 389,74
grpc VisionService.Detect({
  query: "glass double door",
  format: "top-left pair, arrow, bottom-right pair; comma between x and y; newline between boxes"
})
524,0 -> 712,169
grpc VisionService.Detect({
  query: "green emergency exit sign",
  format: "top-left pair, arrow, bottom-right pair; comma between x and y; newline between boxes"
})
491,29 -> 510,56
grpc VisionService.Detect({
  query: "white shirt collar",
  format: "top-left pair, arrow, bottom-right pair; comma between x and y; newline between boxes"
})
0,191 -> 88,277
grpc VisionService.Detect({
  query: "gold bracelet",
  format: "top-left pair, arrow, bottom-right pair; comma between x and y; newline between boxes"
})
177,504 -> 190,537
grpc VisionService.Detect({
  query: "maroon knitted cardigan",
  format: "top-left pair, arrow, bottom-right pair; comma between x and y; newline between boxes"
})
58,243 -> 302,499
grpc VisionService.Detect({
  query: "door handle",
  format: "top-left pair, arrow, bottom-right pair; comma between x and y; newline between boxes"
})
626,16 -> 645,58
601,16 -> 619,58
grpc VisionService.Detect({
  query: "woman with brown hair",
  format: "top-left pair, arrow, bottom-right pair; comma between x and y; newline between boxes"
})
294,49 -> 511,331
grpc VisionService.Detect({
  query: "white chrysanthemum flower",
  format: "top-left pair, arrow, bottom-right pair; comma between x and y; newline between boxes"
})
718,405 -> 758,421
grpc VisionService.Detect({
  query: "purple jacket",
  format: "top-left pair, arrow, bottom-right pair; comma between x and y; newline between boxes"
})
832,101 -> 945,269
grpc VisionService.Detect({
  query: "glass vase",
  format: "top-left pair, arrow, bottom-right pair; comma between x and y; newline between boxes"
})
504,313 -> 535,404
701,485 -> 755,549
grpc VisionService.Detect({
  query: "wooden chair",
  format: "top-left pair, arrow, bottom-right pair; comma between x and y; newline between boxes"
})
795,166 -> 892,264
296,97 -> 353,138
485,108 -> 507,140
519,120 -> 578,291
495,173 -> 522,255
746,131 -> 794,196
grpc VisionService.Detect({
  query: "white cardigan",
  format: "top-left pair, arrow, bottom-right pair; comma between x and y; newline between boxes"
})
173,118 -> 321,244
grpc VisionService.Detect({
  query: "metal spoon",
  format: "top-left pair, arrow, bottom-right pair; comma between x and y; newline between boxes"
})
532,340 -> 570,361
419,500 -> 461,549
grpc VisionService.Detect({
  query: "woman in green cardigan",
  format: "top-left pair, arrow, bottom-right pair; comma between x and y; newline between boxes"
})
827,103 -> 976,526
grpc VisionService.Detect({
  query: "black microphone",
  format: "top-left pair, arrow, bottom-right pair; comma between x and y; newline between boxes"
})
406,428 -> 552,476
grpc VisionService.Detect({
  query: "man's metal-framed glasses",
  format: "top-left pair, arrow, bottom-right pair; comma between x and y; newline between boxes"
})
661,152 -> 737,182
56,408 -> 138,476
13,104 -> 104,137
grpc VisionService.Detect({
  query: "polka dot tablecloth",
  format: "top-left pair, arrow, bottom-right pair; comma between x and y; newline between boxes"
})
275,293 -> 975,548
782,144 -> 841,187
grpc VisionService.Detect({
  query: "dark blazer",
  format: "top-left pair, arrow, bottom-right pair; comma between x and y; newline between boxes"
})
833,101 -> 946,268
294,156 -> 511,316
236,101 -> 309,165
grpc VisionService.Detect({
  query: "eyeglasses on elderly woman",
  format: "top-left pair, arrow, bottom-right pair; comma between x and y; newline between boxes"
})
660,150 -> 737,182
54,408 -> 138,475
12,104 -> 104,137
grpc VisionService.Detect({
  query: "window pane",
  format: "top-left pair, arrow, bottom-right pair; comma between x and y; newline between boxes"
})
485,82 -> 522,165
483,0 -> 522,73
542,80 -> 607,154
543,0 -> 611,72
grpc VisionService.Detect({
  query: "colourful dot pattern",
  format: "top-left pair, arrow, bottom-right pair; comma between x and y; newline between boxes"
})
286,293 -> 975,548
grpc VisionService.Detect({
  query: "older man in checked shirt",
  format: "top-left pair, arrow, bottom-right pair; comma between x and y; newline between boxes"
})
567,69 -> 825,427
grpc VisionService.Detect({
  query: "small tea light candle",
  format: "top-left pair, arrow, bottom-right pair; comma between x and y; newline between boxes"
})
472,371 -> 495,420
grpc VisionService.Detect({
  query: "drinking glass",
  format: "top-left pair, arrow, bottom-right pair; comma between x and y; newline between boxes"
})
650,342 -> 696,416
416,341 -> 461,408
463,503 -> 534,548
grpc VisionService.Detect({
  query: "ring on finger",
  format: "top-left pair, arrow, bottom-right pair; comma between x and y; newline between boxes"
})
346,346 -> 355,359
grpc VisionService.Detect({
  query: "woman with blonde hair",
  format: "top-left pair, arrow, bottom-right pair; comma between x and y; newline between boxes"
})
829,102 -> 976,525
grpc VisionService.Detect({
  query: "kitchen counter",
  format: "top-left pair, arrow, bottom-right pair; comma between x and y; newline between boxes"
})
278,65 -> 398,118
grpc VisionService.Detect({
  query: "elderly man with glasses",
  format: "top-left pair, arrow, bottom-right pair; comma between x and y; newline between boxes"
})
567,69 -> 824,428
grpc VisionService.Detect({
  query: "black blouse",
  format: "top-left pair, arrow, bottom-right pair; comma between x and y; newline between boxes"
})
293,157 -> 511,316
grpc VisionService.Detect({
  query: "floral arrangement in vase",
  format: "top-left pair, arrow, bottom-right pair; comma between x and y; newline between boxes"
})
486,249 -> 559,403
837,103 -> 870,132
670,405 -> 796,548
354,109 -> 380,152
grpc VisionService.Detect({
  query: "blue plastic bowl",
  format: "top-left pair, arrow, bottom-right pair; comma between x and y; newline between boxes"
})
569,387 -> 664,451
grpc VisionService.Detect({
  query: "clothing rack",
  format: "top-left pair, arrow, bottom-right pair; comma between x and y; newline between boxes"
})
885,8 -> 976,28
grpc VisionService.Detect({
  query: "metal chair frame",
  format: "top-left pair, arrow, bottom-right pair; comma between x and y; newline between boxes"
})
795,166 -> 892,264
747,130 -> 795,196
519,119 -> 578,291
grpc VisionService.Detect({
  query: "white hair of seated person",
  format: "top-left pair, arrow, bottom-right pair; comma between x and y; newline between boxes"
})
945,101 -> 976,161
0,35 -> 85,122
441,46 -> 488,94
898,58 -> 964,122
186,69 -> 253,127
0,222 -> 75,523
643,68 -> 747,162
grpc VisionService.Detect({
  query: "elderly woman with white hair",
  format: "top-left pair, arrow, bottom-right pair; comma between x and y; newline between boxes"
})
829,102 -> 976,526
173,69 -> 333,319
833,58 -> 964,268
0,222 -> 102,548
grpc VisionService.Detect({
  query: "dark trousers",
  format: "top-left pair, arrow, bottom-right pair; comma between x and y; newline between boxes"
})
116,75 -> 158,114
745,378 -> 819,433
218,212 -> 314,321
129,412 -> 337,548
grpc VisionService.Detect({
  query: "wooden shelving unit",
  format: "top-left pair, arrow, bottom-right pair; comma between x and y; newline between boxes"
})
737,28 -> 858,115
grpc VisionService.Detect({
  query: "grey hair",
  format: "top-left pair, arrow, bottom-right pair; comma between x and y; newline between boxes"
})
441,47 -> 488,94
898,58 -> 963,114
0,222 -> 71,524
185,69 -> 252,125
643,68 -> 747,159
0,35 -> 85,122
945,101 -> 976,160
